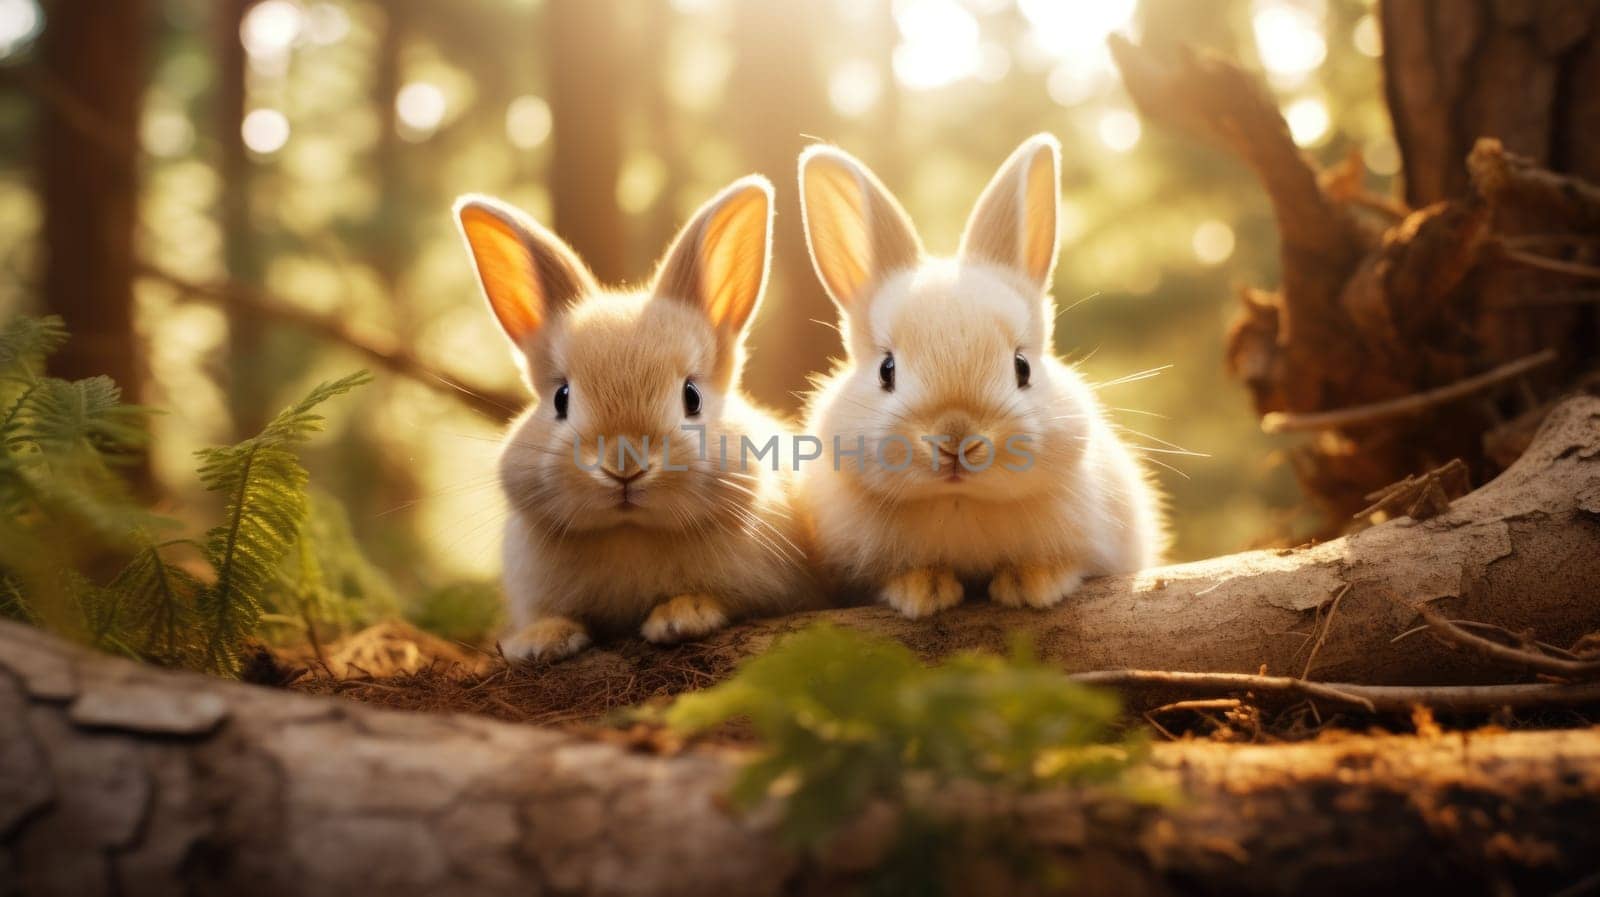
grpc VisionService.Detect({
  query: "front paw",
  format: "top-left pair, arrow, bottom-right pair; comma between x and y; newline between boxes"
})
989,564 -> 1083,609
880,568 -> 963,619
641,594 -> 729,644
502,617 -> 591,663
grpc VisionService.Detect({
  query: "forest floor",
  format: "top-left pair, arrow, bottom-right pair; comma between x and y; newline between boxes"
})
276,619 -> 1600,750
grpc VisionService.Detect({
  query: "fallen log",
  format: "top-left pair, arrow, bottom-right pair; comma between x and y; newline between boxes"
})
438,395 -> 1600,719
5,617 -> 1600,897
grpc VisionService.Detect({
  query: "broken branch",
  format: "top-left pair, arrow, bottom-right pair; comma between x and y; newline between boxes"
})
1261,349 -> 1559,433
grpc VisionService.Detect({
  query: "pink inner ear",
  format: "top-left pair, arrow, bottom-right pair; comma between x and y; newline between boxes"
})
461,208 -> 544,343
1021,148 -> 1058,285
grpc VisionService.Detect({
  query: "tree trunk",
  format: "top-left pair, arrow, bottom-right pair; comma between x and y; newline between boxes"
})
5,615 -> 1600,897
36,0 -> 150,474
727,0 -> 836,413
217,0 -> 269,438
1110,24 -> 1600,527
302,395 -> 1600,723
547,0 -> 626,285
1381,0 -> 1600,208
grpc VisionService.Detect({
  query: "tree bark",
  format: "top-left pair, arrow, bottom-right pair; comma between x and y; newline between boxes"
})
5,616 -> 1600,896
471,394 -> 1600,715
1381,0 -> 1600,208
547,0 -> 626,285
217,0 -> 269,438
1110,31 -> 1600,526
35,0 -> 151,486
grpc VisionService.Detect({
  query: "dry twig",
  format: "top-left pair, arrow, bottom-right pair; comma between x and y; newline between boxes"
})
1406,601 -> 1600,681
139,263 -> 522,421
1354,458 -> 1471,521
1071,669 -> 1600,713
1261,349 -> 1559,433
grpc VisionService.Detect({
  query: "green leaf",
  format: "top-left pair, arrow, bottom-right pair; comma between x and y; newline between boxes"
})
0,315 -> 68,379
193,371 -> 371,674
662,623 -> 1142,848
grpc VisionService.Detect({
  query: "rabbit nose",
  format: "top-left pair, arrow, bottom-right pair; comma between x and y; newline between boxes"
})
933,414 -> 976,446
602,467 -> 647,485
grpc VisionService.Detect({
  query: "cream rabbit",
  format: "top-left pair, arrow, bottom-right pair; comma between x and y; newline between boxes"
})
455,176 -> 819,661
796,134 -> 1165,619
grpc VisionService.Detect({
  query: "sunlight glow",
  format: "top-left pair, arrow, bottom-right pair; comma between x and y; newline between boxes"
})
1019,0 -> 1138,58
396,82 -> 448,137
1097,109 -> 1142,153
241,109 -> 290,154
1252,3 -> 1326,83
505,95 -> 553,150
1352,13 -> 1381,58
1365,134 -> 1401,176
829,60 -> 884,118
142,108 -> 195,158
1284,96 -> 1330,146
0,0 -> 40,59
303,3 -> 351,46
893,0 -> 981,90
1192,219 -> 1236,266
241,0 -> 302,59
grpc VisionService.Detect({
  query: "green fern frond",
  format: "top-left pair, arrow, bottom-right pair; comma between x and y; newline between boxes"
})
0,314 -> 68,381
0,571 -> 32,624
105,540 -> 205,666
193,371 -> 371,674
263,490 -> 398,642
20,376 -> 149,460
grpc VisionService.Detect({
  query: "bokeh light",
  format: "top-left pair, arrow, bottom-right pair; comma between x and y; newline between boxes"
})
1097,109 -> 1143,153
241,108 -> 291,155
1192,219 -> 1236,266
893,0 -> 981,90
829,60 -> 884,118
1018,0 -> 1138,57
1252,2 -> 1326,84
505,96 -> 553,150
396,83 -> 448,139
303,3 -> 351,46
1365,134 -> 1402,175
0,0 -> 40,58
240,0 -> 302,59
1285,96 -> 1330,146
1352,13 -> 1382,58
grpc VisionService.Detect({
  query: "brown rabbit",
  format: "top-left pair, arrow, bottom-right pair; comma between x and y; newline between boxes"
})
455,176 -> 820,661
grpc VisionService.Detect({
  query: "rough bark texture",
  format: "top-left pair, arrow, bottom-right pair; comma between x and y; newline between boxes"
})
492,395 -> 1600,712
1381,0 -> 1600,208
1110,20 -> 1600,526
2,403 -> 1598,894
5,619 -> 1600,897
36,0 -> 151,487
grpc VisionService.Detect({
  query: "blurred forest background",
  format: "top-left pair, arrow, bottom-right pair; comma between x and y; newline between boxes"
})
0,0 -> 1395,602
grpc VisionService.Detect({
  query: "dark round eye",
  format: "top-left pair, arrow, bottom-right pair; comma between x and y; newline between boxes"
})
553,382 -> 570,419
683,379 -> 702,417
1014,352 -> 1031,388
878,353 -> 895,392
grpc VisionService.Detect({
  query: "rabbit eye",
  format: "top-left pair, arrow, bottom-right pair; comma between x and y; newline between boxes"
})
1014,352 -> 1031,389
553,382 -> 570,419
878,353 -> 895,392
683,379 -> 703,417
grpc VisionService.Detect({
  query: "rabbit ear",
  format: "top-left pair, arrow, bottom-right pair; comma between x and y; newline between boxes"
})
454,195 -> 596,349
959,134 -> 1061,292
798,145 -> 922,313
652,175 -> 773,338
